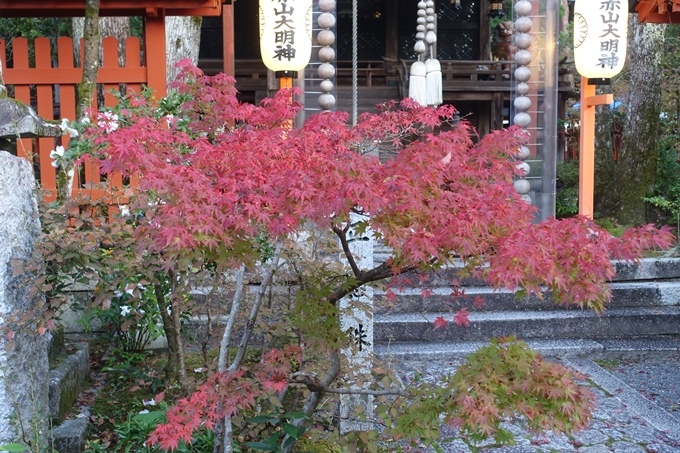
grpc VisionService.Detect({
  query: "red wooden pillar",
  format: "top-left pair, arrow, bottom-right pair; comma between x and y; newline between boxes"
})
223,1 -> 235,77
578,77 -> 613,218
144,9 -> 167,99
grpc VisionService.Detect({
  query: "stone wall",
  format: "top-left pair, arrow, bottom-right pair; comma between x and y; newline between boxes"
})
0,151 -> 49,449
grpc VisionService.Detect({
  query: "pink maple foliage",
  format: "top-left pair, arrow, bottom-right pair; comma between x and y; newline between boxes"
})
85,61 -> 673,448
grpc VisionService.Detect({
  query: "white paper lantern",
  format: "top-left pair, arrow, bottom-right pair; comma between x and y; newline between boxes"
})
573,0 -> 627,79
259,0 -> 313,76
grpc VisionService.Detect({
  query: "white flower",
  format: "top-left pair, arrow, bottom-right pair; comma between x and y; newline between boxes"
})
98,111 -> 119,133
138,409 -> 149,415
164,114 -> 174,127
60,118 -> 79,137
120,305 -> 131,316
142,399 -> 156,406
50,146 -> 65,167
81,117 -> 91,125
194,368 -> 204,373
50,145 -> 65,160
119,205 -> 130,216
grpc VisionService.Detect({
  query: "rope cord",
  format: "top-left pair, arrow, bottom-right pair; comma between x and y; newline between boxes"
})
352,0 -> 358,126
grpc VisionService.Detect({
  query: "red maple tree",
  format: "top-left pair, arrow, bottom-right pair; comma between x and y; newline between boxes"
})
85,61 -> 672,450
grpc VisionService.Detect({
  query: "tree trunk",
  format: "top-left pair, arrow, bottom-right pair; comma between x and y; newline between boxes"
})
76,0 -> 100,121
73,17 -> 130,65
165,16 -> 202,85
155,283 -> 184,386
594,92 -> 617,215
607,18 -> 666,225
73,17 -> 130,106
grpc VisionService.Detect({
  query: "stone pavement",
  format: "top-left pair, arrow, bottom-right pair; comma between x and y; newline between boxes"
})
389,354 -> 680,453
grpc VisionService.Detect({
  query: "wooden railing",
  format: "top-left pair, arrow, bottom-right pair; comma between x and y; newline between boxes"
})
1,36 -> 149,201
203,58 -> 516,95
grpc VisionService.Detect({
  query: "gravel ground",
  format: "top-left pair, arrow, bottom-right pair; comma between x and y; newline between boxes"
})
604,354 -> 680,415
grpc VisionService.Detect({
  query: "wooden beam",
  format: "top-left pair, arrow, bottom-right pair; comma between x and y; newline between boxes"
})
491,91 -> 504,131
0,0 -> 219,10
479,0 -> 491,59
144,10 -> 167,99
0,0 -> 222,17
636,0 -> 662,21
585,93 -> 613,107
3,67 -> 147,85
223,2 -> 235,77
640,9 -> 680,21
385,1 -> 398,61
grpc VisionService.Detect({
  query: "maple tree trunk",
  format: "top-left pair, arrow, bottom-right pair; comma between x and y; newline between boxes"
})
73,16 -> 131,107
602,18 -> 666,225
55,0 -> 101,206
212,265 -> 244,453
73,17 -> 131,66
76,0 -> 100,121
155,282 -> 186,388
165,16 -> 202,85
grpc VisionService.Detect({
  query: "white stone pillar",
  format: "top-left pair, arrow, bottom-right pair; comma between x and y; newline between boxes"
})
339,213 -> 374,433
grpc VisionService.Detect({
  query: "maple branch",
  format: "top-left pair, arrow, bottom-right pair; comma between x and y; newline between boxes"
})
218,264 -> 245,372
332,224 -> 361,278
215,265 -> 244,453
281,349 -> 341,453
327,259 -> 430,306
227,241 -> 283,373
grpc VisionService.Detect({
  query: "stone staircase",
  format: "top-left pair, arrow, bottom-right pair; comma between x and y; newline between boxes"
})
373,257 -> 680,364
48,329 -> 91,453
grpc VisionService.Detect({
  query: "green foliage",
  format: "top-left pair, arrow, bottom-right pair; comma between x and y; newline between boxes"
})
0,18 -> 71,66
558,20 -> 574,61
100,348 -> 163,392
448,337 -> 594,440
84,405 -> 214,453
0,444 -> 27,453
594,218 -> 626,237
381,337 -> 594,446
556,159 -> 579,218
644,113 -> 680,239
295,437 -> 345,453
242,411 -> 308,452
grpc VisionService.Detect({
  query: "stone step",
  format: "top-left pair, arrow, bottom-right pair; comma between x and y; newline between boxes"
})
373,258 -> 680,287
374,335 -> 680,367
49,342 -> 90,424
374,281 -> 680,313
374,306 -> 680,343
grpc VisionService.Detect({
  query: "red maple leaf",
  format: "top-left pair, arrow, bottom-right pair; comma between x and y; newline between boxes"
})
433,316 -> 448,330
473,295 -> 486,309
263,374 -> 288,393
453,307 -> 471,327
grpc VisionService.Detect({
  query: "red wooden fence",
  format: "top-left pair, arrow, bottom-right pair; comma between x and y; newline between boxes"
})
0,36 -> 148,201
